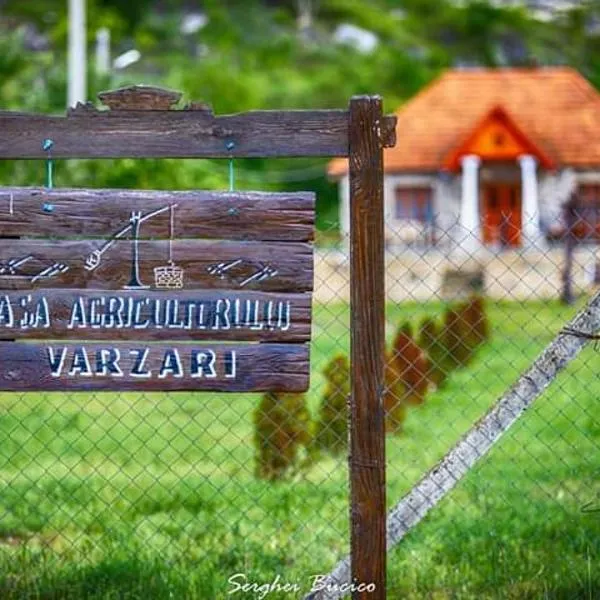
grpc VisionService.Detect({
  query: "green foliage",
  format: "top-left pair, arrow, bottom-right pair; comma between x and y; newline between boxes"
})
315,354 -> 350,455
389,296 -> 491,432
253,391 -> 312,481
0,299 -> 597,597
461,294 -> 490,351
6,0 -> 599,230
384,351 -> 408,434
384,321 -> 428,433
444,306 -> 473,368
418,316 -> 449,388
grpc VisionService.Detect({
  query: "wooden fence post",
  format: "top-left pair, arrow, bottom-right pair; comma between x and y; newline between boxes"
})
348,95 -> 386,599
562,197 -> 576,305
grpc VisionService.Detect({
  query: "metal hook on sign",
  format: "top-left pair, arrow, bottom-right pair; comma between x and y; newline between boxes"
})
42,138 -> 55,213
226,140 -> 235,192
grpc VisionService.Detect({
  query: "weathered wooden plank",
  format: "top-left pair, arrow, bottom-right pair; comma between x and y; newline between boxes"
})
0,108 -> 396,159
0,188 -> 315,241
98,86 -> 182,110
0,289 -> 311,342
0,239 -> 313,292
0,342 -> 309,392
348,96 -> 386,600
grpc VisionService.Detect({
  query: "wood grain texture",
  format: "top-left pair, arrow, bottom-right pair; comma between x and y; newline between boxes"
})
0,239 -> 313,292
348,96 -> 386,600
0,108 -> 397,159
0,188 -> 315,241
98,86 -> 182,110
0,289 -> 311,342
0,342 -> 309,392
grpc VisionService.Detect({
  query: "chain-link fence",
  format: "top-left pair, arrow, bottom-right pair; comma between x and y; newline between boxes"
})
1,193 -> 600,600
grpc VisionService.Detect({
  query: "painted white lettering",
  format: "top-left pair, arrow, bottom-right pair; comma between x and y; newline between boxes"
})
249,300 -> 263,330
89,297 -> 104,329
233,298 -> 242,329
224,350 -> 237,379
196,302 -> 207,329
18,295 -> 33,328
153,299 -> 163,329
278,301 -> 291,331
46,347 -> 67,377
182,301 -> 195,330
158,349 -> 183,378
166,300 -> 185,328
244,299 -> 252,328
125,296 -> 134,328
34,297 -> 50,329
130,349 -> 151,378
212,299 -> 231,330
96,348 -> 123,376
190,350 -> 217,378
0,295 -> 13,328
105,297 -> 125,329
68,347 -> 92,376
133,298 -> 150,329
68,297 -> 87,329
265,300 -> 274,330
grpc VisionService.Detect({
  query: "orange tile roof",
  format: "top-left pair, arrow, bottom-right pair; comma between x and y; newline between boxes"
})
328,67 -> 600,177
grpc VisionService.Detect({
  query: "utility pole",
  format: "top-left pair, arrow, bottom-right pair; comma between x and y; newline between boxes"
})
95,27 -> 111,76
68,0 -> 87,108
297,0 -> 313,38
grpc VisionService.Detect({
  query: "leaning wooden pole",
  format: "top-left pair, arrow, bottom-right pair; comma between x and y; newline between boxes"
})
305,289 -> 600,600
348,96 -> 386,600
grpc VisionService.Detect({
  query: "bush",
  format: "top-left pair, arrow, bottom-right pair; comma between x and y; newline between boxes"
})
253,391 -> 312,481
418,317 -> 448,389
383,351 -> 407,434
315,354 -> 350,455
462,294 -> 490,349
384,321 -> 429,433
443,306 -> 472,368
393,322 -> 429,406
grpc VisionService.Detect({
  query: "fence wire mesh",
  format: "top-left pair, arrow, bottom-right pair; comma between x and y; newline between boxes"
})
1,195 -> 599,600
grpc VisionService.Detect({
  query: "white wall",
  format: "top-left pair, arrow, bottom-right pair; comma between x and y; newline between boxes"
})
538,169 -> 573,233
337,166 -> 597,247
338,175 -> 350,242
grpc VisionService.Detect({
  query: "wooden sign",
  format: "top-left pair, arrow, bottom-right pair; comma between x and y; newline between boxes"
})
0,188 -> 314,392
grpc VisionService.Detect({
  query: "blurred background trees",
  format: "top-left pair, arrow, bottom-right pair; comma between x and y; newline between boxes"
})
1,0 -> 600,231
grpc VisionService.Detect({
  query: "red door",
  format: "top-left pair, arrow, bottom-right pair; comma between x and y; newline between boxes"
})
482,184 -> 522,247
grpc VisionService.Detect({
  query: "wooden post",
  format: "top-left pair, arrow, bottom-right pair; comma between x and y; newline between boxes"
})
562,197 -> 576,305
348,96 -> 386,599
68,0 -> 87,108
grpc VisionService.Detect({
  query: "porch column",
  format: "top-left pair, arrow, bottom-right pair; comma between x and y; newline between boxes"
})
339,174 -> 350,244
459,155 -> 481,249
519,154 -> 541,245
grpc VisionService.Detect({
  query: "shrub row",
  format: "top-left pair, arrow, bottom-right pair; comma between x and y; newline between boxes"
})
384,295 -> 489,433
253,295 -> 489,479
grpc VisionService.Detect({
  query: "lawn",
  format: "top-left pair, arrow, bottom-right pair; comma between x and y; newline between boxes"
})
0,299 -> 598,599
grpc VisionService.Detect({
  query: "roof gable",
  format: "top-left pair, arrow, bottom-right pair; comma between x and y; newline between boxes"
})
443,106 -> 555,170
328,67 -> 600,177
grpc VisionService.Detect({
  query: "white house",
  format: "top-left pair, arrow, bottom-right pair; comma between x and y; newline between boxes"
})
328,67 -> 600,253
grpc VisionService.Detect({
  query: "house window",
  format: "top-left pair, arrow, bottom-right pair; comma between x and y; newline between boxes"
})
574,184 -> 600,240
395,187 -> 433,222
578,183 -> 600,205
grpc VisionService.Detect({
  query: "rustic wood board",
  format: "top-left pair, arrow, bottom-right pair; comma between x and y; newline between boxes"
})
0,188 -> 315,241
0,239 -> 313,292
0,342 -> 309,392
0,109 -> 396,159
349,96 -> 387,599
0,289 -> 311,342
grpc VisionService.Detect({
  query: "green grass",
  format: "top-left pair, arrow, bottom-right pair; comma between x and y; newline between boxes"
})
0,299 -> 598,599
